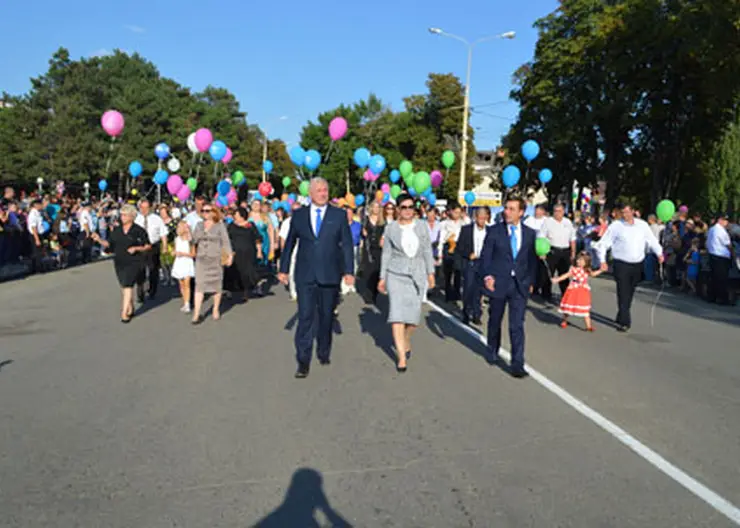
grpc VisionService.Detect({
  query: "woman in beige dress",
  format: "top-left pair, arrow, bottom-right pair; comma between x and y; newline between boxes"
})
191,204 -> 233,323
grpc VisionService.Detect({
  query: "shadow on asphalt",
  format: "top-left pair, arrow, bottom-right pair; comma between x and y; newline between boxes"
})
252,468 -> 353,527
133,285 -> 181,317
0,359 -> 13,371
358,302 -> 396,365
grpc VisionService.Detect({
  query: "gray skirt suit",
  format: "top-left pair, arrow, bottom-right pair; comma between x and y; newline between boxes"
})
192,221 -> 233,294
380,220 -> 435,325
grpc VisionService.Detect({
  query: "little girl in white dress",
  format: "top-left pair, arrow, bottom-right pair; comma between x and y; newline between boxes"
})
171,221 -> 195,312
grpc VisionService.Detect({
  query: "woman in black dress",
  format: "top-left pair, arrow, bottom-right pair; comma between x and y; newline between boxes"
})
92,204 -> 151,322
225,207 -> 262,302
361,200 -> 386,304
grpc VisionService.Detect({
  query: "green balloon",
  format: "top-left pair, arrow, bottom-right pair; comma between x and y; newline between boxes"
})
655,199 -> 676,223
414,171 -> 431,193
535,237 -> 551,257
390,184 -> 402,199
282,176 -> 291,188
399,160 -> 413,178
442,150 -> 455,169
299,180 -> 310,197
232,171 -> 245,185
404,172 -> 415,188
186,177 -> 197,191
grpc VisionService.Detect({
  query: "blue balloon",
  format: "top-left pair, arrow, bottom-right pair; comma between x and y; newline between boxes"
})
290,146 -> 306,166
368,154 -> 386,175
235,176 -> 246,186
428,193 -> 437,207
422,187 -> 433,198
502,165 -> 521,188
98,179 -> 108,192
263,160 -> 274,174
209,140 -> 227,162
539,168 -> 553,184
521,140 -> 540,163
154,143 -> 170,160
41,220 -> 50,232
355,194 -> 365,206
217,179 -> 231,196
383,192 -> 390,203
288,193 -> 297,202
464,191 -> 476,206
225,217 -> 234,224
153,169 -> 168,185
408,187 -> 417,197
217,195 -> 229,206
389,169 -> 400,183
129,161 -> 143,178
304,149 -> 321,171
353,147 -> 371,168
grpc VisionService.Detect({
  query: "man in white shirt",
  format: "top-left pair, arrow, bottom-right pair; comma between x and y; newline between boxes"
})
27,199 -> 45,274
538,204 -> 576,300
134,199 -> 169,302
596,203 -> 664,332
524,204 -> 548,296
456,207 -> 491,325
706,214 -> 734,305
185,196 -> 205,232
439,202 -> 465,302
78,203 -> 95,264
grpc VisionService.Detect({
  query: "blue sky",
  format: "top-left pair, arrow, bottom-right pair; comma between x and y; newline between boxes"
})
0,0 -> 557,149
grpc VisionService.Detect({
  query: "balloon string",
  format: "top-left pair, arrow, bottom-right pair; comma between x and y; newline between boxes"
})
195,153 -> 203,181
650,262 -> 665,328
104,137 -> 116,178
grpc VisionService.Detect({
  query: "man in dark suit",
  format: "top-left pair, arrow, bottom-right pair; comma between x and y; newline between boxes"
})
455,207 -> 491,325
278,178 -> 354,378
480,196 -> 538,378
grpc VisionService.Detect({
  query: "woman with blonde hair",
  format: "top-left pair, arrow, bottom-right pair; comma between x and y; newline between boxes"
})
171,220 -> 196,312
361,199 -> 386,304
91,204 -> 151,323
191,204 -> 233,323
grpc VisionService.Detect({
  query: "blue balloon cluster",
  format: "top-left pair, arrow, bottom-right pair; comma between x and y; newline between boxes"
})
272,201 -> 280,211
209,140 -> 227,162
217,179 -> 231,196
153,169 -> 168,185
129,161 -> 142,178
353,147 -> 371,168
428,193 -> 437,207
464,191 -> 476,206
154,143 -> 170,160
217,195 -> 229,206
369,154 -> 386,175
290,146 -> 305,166
288,193 -> 297,202
98,179 -> 108,192
502,165 -> 521,188
521,140 -> 540,163
389,169 -> 400,183
263,160 -> 274,174
538,168 -> 553,184
304,150 -> 321,171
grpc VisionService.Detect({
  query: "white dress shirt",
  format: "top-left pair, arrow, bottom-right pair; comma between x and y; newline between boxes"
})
706,223 -> 731,259
439,219 -> 463,247
596,218 -> 662,264
27,208 -> 44,235
539,216 -> 576,249
185,210 -> 203,232
524,215 -> 545,232
399,222 -> 420,258
279,217 -> 292,241
135,213 -> 169,245
78,209 -> 93,234
473,225 -> 487,258
310,204 -> 327,237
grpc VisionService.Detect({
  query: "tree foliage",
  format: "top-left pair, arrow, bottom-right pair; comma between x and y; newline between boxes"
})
505,0 -> 740,211
0,48 -> 289,196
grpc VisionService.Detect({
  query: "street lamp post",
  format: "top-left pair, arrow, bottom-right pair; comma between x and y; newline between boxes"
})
428,28 -> 515,196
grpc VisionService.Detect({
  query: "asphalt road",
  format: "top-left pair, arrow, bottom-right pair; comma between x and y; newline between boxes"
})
1,262 -> 738,527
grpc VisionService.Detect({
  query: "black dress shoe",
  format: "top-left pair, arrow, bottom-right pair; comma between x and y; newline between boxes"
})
396,365 -> 407,373
319,359 -> 331,366
461,315 -> 470,325
295,364 -> 310,378
471,317 -> 482,326
488,355 -> 501,366
511,367 -> 529,379
617,325 -> 630,333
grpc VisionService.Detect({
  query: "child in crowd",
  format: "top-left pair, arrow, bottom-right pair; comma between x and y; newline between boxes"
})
552,251 -> 604,331
683,238 -> 700,295
170,221 -> 195,313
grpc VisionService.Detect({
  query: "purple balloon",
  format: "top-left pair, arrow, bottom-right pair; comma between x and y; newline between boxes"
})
166,175 -> 183,195
430,170 -> 443,188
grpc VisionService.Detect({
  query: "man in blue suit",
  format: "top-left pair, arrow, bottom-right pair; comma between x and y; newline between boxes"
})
278,177 -> 355,378
480,196 -> 538,378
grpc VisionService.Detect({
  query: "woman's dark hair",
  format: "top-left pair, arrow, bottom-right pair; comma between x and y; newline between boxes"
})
236,206 -> 249,220
396,193 -> 414,207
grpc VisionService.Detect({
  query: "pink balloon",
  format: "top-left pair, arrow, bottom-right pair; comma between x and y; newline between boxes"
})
194,128 -> 213,153
222,147 -> 233,165
287,197 -> 295,205
176,185 -> 191,202
227,189 -> 237,202
227,194 -> 236,205
328,116 -> 348,141
678,205 -> 689,213
101,110 -> 125,137
166,175 -> 183,195
380,183 -> 390,193
363,169 -> 373,181
430,170 -> 443,188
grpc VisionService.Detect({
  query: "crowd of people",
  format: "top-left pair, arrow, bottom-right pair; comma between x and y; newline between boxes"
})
1,180 -> 738,375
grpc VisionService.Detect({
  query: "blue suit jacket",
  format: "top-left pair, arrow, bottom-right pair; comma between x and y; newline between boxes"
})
279,205 -> 354,286
480,221 -> 538,299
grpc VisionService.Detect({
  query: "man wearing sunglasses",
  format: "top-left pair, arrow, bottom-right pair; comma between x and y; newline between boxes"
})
279,178 -> 354,379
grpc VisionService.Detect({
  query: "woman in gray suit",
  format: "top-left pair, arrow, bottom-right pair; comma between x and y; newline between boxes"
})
378,193 -> 435,372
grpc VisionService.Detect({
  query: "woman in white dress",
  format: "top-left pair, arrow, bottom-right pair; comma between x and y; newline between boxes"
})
378,194 -> 435,372
171,221 -> 196,312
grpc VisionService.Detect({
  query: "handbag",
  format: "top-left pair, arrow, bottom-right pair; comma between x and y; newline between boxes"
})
221,248 -> 233,266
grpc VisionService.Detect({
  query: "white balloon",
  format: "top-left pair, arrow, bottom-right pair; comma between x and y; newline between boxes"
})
187,132 -> 198,154
167,157 -> 181,172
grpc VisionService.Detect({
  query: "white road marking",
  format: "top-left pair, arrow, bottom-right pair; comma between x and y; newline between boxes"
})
426,300 -> 740,525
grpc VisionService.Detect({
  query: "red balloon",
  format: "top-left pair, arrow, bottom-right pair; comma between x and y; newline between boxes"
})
258,181 -> 272,197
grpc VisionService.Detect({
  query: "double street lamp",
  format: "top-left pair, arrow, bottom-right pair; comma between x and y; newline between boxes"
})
428,27 -> 516,195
